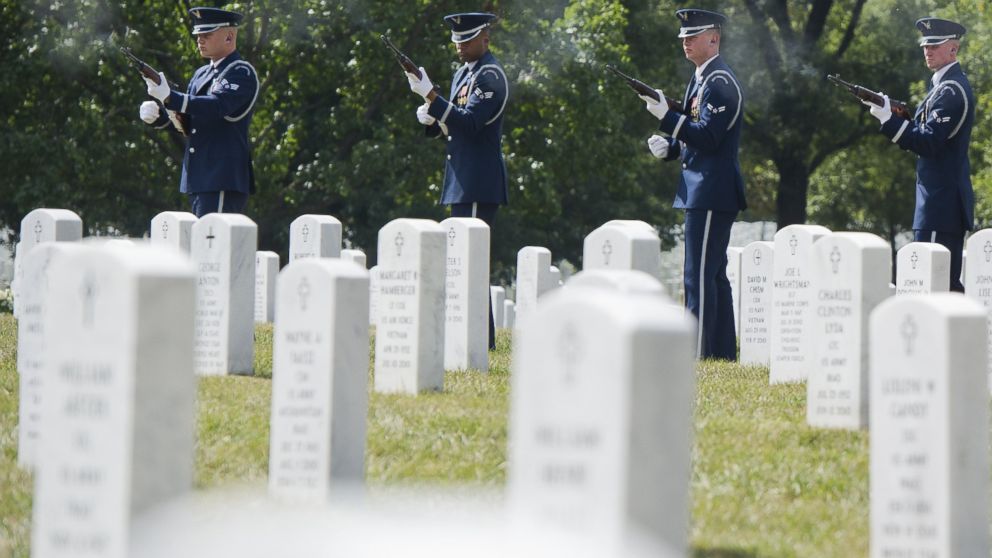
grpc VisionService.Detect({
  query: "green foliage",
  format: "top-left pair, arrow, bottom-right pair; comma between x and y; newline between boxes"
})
3,0 -> 992,272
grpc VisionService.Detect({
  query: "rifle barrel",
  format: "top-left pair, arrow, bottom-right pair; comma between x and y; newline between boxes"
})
380,34 -> 421,78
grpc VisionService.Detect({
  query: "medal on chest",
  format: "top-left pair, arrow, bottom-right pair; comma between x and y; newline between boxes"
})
691,96 -> 700,122
456,83 -> 470,107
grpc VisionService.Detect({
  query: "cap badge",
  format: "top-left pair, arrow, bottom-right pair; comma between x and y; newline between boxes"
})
192,9 -> 200,18
923,20 -> 931,29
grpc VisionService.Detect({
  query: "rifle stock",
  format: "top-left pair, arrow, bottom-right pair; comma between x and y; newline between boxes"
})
826,74 -> 912,120
120,47 -> 188,136
605,64 -> 682,112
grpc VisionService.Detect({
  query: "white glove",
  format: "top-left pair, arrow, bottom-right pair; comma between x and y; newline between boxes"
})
647,135 -> 670,159
139,101 -> 161,124
640,89 -> 668,120
406,67 -> 434,98
862,93 -> 892,125
416,102 -> 436,126
143,71 -> 170,102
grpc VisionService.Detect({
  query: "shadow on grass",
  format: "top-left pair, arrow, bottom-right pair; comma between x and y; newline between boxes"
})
693,547 -> 759,558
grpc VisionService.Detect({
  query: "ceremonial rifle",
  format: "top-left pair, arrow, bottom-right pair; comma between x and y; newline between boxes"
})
120,46 -> 189,136
380,34 -> 442,95
826,74 -> 912,120
605,64 -> 683,112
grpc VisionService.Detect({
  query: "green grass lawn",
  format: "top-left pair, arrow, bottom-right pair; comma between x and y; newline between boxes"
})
0,315 -> 868,557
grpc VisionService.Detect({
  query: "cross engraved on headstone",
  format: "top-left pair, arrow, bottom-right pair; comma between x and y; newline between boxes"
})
80,273 -> 97,327
829,246 -> 842,274
602,239 -> 613,265
789,235 -> 799,256
900,314 -> 918,356
301,224 -> 310,243
753,249 -> 763,266
394,232 -> 405,257
34,220 -> 43,243
161,220 -> 169,239
206,227 -> 216,249
558,322 -> 582,386
910,250 -> 919,270
298,277 -> 311,311
448,227 -> 456,247
984,241 -> 992,263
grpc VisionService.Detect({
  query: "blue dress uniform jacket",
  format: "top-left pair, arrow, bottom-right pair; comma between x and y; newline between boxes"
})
425,51 -> 509,205
880,63 -> 975,233
657,56 -> 746,212
151,51 -> 259,195
654,55 -> 745,360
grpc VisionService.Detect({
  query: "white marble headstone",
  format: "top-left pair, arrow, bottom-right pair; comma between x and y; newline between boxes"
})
550,265 -> 563,287
440,218 -> 490,372
769,224 -> 831,383
514,247 -> 554,329
964,229 -> 992,392
31,243 -> 196,558
726,247 -> 743,338
491,286 -> 506,330
13,208 -> 83,316
603,219 -> 656,233
503,300 -> 515,329
290,215 -> 342,261
895,242 -> 950,295
582,223 -> 661,279
16,243 -> 86,470
567,269 -> 668,298
269,259 -> 370,502
254,251 -> 279,323
150,211 -> 197,254
807,233 -> 891,430
869,294 -> 988,558
340,249 -> 367,269
191,214 -> 258,376
508,286 -> 695,555
373,219 -> 446,394
368,265 -> 379,327
739,241 -> 774,366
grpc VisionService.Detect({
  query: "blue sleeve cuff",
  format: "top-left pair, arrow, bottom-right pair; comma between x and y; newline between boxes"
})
880,117 -> 909,143
165,91 -> 188,113
427,96 -> 453,123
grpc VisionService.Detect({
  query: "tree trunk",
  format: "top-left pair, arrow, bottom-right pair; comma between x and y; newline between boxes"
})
774,157 -> 811,229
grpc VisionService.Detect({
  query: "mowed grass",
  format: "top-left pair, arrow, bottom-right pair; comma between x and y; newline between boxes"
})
0,315 -> 868,557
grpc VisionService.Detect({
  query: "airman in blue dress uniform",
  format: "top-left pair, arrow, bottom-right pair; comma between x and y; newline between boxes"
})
643,9 -> 746,360
406,12 -> 509,350
139,7 -> 260,218
863,17 -> 974,292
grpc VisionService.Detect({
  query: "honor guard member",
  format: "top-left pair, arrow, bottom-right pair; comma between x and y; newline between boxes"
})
139,7 -> 260,217
863,17 -> 974,292
643,9 -> 745,360
406,12 -> 509,350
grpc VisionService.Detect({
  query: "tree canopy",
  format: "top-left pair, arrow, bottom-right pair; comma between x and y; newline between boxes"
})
2,0 -> 990,278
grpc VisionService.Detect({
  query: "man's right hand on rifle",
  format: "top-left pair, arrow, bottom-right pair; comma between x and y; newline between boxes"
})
862,93 -> 893,125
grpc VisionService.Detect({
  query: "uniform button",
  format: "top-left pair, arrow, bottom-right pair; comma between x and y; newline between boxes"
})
682,163 -> 687,169
191,129 -> 197,134
189,147 -> 195,153
447,154 -> 452,160
447,136 -> 452,141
